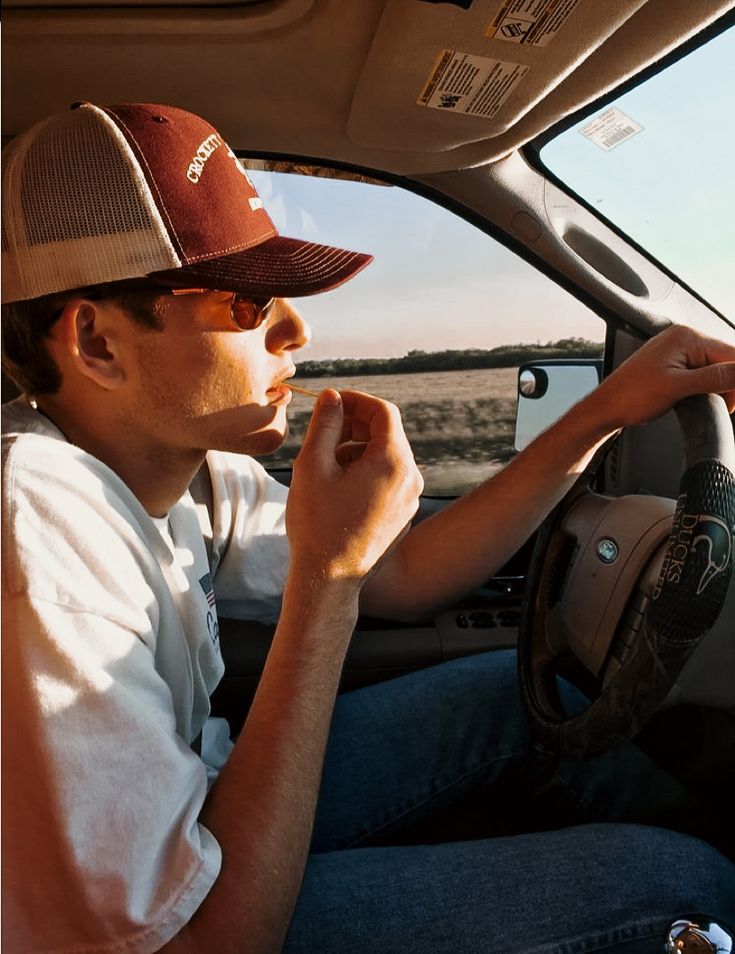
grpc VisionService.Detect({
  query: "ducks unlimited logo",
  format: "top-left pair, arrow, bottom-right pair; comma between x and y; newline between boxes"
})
653,494 -> 732,601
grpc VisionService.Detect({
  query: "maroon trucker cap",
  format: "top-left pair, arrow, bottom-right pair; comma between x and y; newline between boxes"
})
1,102 -> 372,304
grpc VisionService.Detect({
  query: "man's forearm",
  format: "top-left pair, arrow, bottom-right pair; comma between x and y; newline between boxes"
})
164,573 -> 360,954
158,388 -> 424,953
361,392 -> 614,621
363,324 -> 735,622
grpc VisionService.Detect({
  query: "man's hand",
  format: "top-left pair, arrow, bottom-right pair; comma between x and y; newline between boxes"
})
286,388 -> 424,583
586,325 -> 735,436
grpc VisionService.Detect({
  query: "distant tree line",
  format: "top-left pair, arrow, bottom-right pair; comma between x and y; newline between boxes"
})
297,338 -> 604,377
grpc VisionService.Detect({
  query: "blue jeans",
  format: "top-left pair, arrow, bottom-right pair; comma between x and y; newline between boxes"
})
283,650 -> 735,953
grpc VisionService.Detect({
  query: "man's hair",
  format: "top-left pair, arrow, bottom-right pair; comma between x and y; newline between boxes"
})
1,281 -> 167,396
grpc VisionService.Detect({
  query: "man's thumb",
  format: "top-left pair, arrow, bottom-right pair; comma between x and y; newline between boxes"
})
301,389 -> 344,457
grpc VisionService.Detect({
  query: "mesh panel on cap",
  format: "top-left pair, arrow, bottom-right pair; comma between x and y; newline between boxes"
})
2,105 -> 180,303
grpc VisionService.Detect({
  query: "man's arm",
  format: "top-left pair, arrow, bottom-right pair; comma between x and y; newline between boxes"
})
163,389 -> 423,954
361,325 -> 735,621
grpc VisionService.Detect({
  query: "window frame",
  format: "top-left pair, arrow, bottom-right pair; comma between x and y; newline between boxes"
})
237,153 -> 613,496
237,150 -> 628,337
523,11 -> 735,332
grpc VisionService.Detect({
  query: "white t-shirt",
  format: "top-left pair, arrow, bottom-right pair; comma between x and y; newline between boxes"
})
2,397 -> 291,953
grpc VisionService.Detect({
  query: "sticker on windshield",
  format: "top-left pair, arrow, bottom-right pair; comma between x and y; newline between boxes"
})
418,50 -> 529,118
579,107 -> 643,151
487,0 -> 579,46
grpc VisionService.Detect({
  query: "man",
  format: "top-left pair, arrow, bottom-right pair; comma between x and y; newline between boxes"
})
2,102 -> 734,954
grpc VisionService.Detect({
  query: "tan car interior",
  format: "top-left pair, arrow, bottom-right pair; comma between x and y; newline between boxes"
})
3,0 -> 732,174
4,0 -> 735,879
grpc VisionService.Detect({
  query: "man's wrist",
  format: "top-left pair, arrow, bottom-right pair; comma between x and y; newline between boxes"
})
282,564 -> 362,627
565,385 -> 624,450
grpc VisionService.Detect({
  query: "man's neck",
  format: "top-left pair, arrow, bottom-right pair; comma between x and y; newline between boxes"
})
35,396 -> 204,517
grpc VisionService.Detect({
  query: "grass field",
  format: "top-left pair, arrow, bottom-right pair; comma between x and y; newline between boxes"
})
265,367 -> 519,494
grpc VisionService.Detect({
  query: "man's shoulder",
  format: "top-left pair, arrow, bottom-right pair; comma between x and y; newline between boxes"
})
2,396 -> 65,448
205,446 -> 277,479
3,399 -> 138,509
204,447 -> 289,503
202,448 -> 289,552
2,400 -> 162,603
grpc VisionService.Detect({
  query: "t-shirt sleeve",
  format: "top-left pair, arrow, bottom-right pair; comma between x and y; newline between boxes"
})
3,593 -> 221,954
205,451 -> 290,622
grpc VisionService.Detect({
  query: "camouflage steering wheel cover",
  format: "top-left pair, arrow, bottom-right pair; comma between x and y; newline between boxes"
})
647,459 -> 734,642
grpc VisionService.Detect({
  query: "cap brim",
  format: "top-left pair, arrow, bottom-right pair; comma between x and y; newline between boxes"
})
148,235 -> 372,298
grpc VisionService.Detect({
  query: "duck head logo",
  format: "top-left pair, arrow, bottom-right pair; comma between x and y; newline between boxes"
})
692,515 -> 732,595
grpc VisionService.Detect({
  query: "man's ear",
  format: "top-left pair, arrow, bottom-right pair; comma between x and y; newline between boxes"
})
56,299 -> 126,390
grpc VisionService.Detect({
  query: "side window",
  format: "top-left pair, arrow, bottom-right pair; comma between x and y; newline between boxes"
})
246,163 -> 604,495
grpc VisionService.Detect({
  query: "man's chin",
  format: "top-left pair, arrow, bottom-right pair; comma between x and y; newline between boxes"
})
250,428 -> 289,456
223,420 -> 289,458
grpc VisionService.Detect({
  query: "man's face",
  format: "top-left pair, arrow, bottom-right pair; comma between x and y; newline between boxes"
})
122,290 -> 311,457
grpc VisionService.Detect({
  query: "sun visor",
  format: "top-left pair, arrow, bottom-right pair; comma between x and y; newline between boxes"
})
346,0 -> 648,154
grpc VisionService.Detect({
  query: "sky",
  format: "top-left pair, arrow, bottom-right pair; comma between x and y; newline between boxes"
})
248,23 -> 733,361
542,24 -> 735,319
250,171 -> 603,361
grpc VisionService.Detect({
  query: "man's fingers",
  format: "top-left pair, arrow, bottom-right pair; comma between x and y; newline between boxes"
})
299,389 -> 344,463
681,361 -> 735,404
689,330 -> 735,369
299,388 -> 413,479
340,390 -> 402,442
335,442 -> 368,466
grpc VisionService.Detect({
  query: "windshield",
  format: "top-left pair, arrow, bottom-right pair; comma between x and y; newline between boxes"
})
539,23 -> 734,319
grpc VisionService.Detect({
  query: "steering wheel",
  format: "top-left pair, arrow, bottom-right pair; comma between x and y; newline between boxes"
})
518,393 -> 735,758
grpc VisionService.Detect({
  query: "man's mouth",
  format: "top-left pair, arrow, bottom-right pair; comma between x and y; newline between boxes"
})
265,373 -> 295,404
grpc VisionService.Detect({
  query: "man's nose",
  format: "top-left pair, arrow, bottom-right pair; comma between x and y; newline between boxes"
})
265,299 -> 312,353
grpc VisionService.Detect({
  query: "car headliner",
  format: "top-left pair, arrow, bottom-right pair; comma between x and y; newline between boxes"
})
3,0 -> 734,175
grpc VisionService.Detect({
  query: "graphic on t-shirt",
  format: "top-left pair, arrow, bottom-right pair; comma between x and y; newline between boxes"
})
199,572 -> 216,607
199,572 -> 220,646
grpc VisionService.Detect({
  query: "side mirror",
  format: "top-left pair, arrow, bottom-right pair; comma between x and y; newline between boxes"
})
514,359 -> 603,452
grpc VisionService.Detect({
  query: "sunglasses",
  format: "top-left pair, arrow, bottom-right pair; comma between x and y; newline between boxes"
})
50,285 -> 277,333
168,288 -> 277,331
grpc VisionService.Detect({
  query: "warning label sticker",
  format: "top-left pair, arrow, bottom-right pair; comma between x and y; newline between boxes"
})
580,107 -> 643,152
417,50 -> 529,118
487,0 -> 579,47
